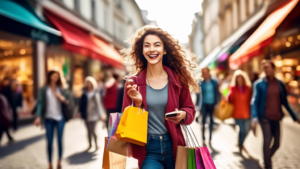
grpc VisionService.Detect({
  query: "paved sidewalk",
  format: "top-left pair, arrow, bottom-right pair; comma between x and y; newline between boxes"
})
0,119 -> 139,169
1,116 -> 299,169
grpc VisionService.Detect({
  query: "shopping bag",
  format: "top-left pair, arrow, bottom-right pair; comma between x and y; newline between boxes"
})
115,106 -> 148,146
199,146 -> 216,169
107,113 -> 122,148
195,148 -> 205,169
214,100 -> 233,121
105,137 -> 132,157
188,148 -> 197,169
102,137 -> 126,169
175,146 -> 189,169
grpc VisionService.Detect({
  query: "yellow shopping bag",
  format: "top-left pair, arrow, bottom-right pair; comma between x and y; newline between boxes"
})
115,106 -> 148,146
214,100 -> 233,121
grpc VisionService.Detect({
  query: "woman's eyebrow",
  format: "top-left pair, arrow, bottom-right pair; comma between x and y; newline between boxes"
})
144,42 -> 161,44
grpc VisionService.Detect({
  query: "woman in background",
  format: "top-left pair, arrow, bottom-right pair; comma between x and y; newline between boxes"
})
228,70 -> 252,154
34,70 -> 69,169
79,76 -> 106,151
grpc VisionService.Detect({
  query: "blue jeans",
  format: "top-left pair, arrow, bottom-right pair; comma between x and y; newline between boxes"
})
45,118 -> 65,163
202,104 -> 214,141
141,133 -> 175,169
235,119 -> 250,148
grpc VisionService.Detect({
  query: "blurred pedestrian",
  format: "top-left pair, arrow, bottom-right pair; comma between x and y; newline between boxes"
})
0,77 -> 10,94
250,72 -> 259,85
0,94 -> 14,145
228,70 -> 252,154
121,26 -> 197,168
79,76 -> 106,151
251,60 -> 300,169
6,79 -> 23,131
114,73 -> 126,113
200,67 -> 220,147
33,70 -> 69,169
103,68 -> 118,129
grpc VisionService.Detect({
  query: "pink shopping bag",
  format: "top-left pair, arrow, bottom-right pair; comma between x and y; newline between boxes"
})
199,146 -> 216,169
106,113 -> 122,148
195,148 -> 205,169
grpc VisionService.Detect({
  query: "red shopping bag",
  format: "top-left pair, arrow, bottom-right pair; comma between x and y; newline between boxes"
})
199,146 -> 216,169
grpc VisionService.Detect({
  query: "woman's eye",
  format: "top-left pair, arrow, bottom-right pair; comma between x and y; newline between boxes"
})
155,45 -> 160,47
144,45 -> 149,47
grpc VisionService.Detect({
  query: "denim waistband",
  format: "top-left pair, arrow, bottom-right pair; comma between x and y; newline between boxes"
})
147,133 -> 171,142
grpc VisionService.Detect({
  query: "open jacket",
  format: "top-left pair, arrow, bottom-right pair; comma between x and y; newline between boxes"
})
122,66 -> 196,168
36,86 -> 69,122
251,78 -> 297,121
200,79 -> 220,113
79,89 -> 105,121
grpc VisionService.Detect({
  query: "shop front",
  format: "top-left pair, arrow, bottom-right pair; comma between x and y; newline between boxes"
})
0,0 -> 61,119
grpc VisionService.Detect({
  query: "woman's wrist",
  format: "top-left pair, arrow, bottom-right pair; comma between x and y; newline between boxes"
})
135,102 -> 142,108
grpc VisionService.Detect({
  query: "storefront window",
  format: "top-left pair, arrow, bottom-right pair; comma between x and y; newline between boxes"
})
0,38 -> 34,118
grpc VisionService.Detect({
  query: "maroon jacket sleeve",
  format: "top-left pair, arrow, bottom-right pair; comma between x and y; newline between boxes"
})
179,84 -> 196,125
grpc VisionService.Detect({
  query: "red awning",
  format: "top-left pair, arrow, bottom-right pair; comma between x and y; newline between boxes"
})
229,0 -> 298,69
44,10 -> 124,69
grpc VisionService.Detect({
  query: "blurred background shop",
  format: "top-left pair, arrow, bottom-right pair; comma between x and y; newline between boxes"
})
0,0 -> 155,122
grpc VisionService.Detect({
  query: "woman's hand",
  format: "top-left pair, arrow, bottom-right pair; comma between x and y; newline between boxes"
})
166,108 -> 187,124
34,117 -> 41,126
127,84 -> 142,107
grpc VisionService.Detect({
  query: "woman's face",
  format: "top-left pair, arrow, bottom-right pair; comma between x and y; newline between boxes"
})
51,73 -> 60,83
143,34 -> 166,66
236,75 -> 245,87
86,81 -> 93,90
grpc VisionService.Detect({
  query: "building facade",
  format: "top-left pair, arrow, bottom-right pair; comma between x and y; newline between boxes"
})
0,0 -> 147,119
188,12 -> 205,64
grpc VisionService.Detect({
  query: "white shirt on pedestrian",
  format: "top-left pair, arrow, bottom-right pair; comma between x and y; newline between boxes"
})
45,87 -> 63,121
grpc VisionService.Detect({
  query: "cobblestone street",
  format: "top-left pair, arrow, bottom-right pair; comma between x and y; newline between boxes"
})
0,116 -> 300,169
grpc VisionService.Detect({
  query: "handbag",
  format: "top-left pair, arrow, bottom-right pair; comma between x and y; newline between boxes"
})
214,99 -> 233,121
115,103 -> 148,146
102,137 -> 126,169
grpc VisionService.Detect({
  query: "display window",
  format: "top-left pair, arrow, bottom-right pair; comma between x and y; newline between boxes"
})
0,38 -> 34,118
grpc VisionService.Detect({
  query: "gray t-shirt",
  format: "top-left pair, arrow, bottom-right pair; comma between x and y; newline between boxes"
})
146,82 -> 168,135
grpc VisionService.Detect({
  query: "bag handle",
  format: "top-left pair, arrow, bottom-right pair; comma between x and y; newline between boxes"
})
181,122 -> 201,148
131,86 -> 146,114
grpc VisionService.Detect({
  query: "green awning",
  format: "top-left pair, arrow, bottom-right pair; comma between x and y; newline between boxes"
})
0,0 -> 61,43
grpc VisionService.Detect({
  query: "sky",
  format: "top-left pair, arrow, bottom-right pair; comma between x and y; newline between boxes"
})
135,0 -> 203,44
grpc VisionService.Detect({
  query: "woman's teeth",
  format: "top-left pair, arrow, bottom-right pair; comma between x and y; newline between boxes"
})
148,54 -> 159,58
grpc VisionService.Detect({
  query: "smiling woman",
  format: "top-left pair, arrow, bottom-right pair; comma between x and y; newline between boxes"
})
120,25 -> 198,169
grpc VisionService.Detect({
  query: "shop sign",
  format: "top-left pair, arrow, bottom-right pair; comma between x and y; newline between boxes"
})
31,29 -> 49,43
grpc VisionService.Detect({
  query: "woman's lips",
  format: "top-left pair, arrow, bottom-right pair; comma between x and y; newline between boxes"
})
148,54 -> 159,59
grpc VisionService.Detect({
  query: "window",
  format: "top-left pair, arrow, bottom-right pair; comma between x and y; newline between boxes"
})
91,0 -> 96,23
115,0 -> 122,10
104,7 -> 108,30
74,0 -> 80,12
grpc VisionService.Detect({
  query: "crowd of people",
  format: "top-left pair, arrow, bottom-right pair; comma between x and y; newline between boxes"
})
1,25 -> 300,169
196,60 -> 300,169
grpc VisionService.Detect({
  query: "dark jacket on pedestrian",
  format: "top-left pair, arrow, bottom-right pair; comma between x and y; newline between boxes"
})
7,89 -> 22,115
0,94 -> 12,127
200,78 -> 220,113
36,86 -> 70,122
79,89 -> 104,121
251,78 -> 297,121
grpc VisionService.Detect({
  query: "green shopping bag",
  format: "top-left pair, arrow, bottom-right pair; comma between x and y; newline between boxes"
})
188,148 -> 197,169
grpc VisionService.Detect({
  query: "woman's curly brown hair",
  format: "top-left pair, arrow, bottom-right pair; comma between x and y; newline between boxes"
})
121,25 -> 199,92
